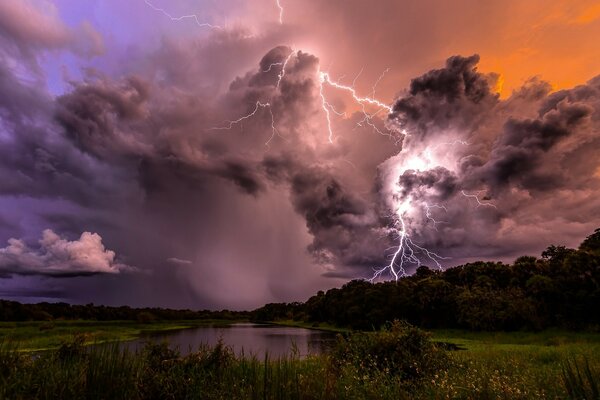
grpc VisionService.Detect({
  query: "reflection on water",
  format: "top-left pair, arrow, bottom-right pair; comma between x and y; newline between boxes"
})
118,323 -> 336,358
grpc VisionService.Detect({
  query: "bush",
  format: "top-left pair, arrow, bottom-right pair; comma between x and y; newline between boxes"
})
330,320 -> 449,385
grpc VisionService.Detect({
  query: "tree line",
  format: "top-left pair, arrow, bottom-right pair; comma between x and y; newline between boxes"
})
0,301 -> 249,322
253,229 -> 600,330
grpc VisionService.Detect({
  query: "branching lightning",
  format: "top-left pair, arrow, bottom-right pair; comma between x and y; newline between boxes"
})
317,69 -> 394,142
424,203 -> 448,230
369,215 -> 448,281
208,101 -> 281,146
145,0 -> 285,28
371,67 -> 390,99
319,71 -> 393,113
144,0 -> 222,29
461,190 -> 497,208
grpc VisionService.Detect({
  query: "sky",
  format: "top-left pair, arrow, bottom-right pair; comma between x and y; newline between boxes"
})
0,0 -> 599,309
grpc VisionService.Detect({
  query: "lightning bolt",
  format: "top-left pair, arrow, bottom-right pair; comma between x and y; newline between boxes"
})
369,214 -> 448,281
317,69 -> 394,143
309,78 -> 458,282
208,101 -> 281,146
275,49 -> 296,88
145,0 -> 286,27
320,71 -> 393,113
276,0 -> 284,24
371,67 -> 390,99
209,49 -> 298,145
144,0 -> 222,29
370,183 -> 452,281
461,190 -> 497,208
424,203 -> 448,230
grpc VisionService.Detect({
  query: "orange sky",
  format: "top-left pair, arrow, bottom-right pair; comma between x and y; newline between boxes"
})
476,0 -> 600,96
277,0 -> 600,100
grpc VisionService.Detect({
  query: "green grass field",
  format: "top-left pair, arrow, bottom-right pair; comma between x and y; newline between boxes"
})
1,322 -> 598,398
427,329 -> 600,399
0,319 -> 236,351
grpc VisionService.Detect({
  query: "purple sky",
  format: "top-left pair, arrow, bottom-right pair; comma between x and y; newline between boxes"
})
0,0 -> 599,309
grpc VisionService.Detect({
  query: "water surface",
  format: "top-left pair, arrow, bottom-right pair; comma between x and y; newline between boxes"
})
119,323 -> 336,358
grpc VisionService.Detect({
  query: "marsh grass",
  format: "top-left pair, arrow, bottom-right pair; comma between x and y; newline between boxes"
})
562,357 -> 599,400
0,320 -> 233,351
1,325 -> 599,399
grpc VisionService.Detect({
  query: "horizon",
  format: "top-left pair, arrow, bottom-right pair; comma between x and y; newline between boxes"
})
1,0 -> 600,309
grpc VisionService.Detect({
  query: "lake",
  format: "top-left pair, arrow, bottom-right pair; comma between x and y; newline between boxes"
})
117,323 -> 337,358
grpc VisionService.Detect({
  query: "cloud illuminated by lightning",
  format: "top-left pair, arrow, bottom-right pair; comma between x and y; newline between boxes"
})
144,0 -> 492,282
142,0 -> 488,283
210,51 -> 458,281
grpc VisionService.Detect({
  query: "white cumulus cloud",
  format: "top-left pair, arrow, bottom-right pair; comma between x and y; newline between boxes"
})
0,229 -> 133,277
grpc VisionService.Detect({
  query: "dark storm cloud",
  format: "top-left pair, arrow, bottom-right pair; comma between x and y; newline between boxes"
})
0,42 -> 346,306
220,160 -> 265,195
261,156 -> 388,268
55,76 -> 152,159
378,55 -> 600,264
0,65 -> 123,208
136,156 -> 264,197
391,55 -> 499,137
289,168 -> 379,266
480,101 -> 592,192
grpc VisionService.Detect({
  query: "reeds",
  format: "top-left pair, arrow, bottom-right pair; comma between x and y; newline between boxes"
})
562,357 -> 599,400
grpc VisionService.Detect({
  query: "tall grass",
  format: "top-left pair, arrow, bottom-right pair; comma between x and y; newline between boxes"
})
562,357 -> 599,400
1,324 -> 599,399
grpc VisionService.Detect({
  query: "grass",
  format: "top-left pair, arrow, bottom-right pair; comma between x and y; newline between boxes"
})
1,322 -> 599,399
0,319 -> 238,351
427,329 -> 600,399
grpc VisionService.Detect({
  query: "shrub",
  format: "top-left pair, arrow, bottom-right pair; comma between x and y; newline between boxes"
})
330,320 -> 448,385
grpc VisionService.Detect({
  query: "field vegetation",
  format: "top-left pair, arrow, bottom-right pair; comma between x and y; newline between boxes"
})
1,322 -> 598,399
0,320 -> 235,352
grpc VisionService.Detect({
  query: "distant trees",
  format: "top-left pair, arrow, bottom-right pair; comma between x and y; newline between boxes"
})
253,228 -> 600,331
0,301 -> 250,322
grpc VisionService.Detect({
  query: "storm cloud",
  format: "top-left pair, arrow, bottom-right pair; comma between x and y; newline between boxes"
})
380,55 -> 600,263
0,1 -> 599,308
